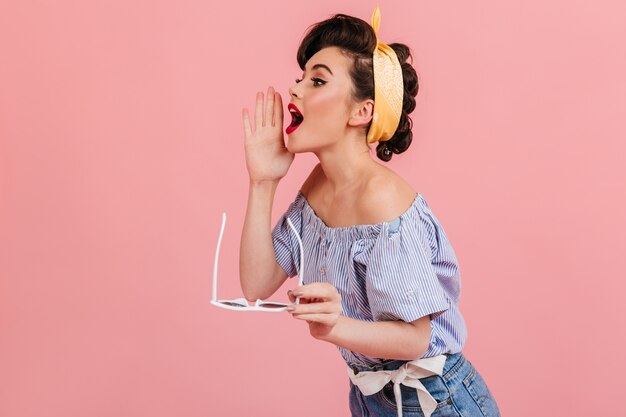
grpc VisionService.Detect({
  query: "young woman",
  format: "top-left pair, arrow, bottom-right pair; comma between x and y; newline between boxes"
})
240,7 -> 501,417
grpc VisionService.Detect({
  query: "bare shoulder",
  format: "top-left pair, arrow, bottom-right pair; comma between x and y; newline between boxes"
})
359,167 -> 418,223
299,162 -> 323,196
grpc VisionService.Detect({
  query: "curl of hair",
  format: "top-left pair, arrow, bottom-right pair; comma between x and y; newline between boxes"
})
296,14 -> 419,162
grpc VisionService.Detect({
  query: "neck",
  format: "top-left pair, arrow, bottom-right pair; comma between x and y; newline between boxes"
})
313,131 -> 381,196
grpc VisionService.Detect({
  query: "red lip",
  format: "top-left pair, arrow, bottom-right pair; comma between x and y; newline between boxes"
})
286,103 -> 304,135
288,103 -> 302,115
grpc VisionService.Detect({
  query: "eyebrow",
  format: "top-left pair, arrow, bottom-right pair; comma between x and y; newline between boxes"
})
304,63 -> 334,76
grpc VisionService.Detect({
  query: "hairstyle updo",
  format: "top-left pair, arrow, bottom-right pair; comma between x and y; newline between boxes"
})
296,13 -> 419,162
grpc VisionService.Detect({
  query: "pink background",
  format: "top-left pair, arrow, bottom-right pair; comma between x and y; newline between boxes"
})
1,1 -> 625,416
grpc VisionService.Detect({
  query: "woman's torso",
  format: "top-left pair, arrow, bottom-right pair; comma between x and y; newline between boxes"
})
300,162 -> 418,227
284,163 -> 467,366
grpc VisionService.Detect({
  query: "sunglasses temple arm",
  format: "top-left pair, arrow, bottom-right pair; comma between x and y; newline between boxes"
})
212,212 -> 226,302
286,217 -> 304,305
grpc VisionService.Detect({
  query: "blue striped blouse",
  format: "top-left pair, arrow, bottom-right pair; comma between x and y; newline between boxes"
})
271,190 -> 467,367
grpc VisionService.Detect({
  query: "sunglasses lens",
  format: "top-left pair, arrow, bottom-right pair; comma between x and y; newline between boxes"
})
259,302 -> 288,309
220,300 -> 248,307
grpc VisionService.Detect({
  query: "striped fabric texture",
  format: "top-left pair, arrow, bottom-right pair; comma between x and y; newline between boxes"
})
272,190 -> 467,367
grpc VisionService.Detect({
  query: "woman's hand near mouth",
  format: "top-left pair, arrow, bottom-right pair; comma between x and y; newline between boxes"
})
242,86 -> 294,183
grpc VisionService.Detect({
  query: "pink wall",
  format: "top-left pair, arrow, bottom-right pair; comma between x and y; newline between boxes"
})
1,1 -> 625,416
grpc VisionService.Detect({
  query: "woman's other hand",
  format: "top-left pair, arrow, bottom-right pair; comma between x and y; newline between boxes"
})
242,86 -> 294,182
286,283 -> 343,341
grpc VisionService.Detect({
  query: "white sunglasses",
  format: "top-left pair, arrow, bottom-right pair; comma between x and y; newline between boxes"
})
210,212 -> 304,312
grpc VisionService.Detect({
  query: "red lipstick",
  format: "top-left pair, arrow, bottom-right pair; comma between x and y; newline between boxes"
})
286,103 -> 304,135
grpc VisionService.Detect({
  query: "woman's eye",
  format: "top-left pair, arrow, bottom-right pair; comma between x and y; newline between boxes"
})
294,78 -> 325,86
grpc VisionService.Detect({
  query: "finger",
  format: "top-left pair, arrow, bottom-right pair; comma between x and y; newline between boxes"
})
288,301 -> 334,315
291,288 -> 306,303
287,289 -> 296,303
291,313 -> 332,324
294,283 -> 339,302
255,91 -> 264,130
265,86 -> 274,127
242,108 -> 253,139
295,295 -> 315,304
274,91 -> 283,127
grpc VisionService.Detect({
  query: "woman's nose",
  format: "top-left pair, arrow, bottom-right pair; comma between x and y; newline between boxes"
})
289,83 -> 300,99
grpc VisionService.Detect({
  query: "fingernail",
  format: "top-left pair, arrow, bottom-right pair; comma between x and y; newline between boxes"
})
293,291 -> 304,297
286,305 -> 295,311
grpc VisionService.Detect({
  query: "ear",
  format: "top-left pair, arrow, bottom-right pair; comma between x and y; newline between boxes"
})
347,99 -> 374,128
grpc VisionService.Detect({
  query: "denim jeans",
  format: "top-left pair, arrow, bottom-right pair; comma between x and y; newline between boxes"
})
348,352 -> 501,417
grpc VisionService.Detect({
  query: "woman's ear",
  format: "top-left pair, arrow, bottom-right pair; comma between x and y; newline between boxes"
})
347,99 -> 374,127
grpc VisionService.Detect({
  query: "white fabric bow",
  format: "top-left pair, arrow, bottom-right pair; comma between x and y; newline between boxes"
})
347,355 -> 447,417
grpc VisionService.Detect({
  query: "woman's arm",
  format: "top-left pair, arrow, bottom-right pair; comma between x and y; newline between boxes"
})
287,282 -> 431,360
240,87 -> 294,301
239,179 -> 287,301
318,315 -> 431,360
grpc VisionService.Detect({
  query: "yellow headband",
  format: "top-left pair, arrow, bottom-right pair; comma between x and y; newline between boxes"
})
366,5 -> 404,144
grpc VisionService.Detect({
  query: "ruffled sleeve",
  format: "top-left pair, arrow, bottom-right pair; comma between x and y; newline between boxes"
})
271,192 -> 304,278
366,211 -> 450,322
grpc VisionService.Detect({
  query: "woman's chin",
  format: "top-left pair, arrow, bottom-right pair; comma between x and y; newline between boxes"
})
286,140 -> 300,154
286,129 -> 303,151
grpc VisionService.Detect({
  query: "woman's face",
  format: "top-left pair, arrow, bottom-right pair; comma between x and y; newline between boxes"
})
286,46 -> 364,153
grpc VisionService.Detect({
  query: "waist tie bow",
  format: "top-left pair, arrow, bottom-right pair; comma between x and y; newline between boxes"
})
347,355 -> 447,417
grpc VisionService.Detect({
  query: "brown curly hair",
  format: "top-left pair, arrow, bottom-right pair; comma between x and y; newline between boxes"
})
296,13 -> 419,162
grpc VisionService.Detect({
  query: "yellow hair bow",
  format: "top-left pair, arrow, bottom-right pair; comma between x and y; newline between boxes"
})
366,5 -> 404,144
